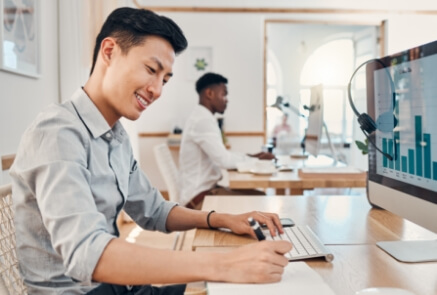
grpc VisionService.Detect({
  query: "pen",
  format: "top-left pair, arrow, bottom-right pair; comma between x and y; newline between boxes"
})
248,217 -> 265,241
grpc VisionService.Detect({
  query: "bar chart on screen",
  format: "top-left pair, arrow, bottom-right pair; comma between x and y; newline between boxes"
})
375,54 -> 437,192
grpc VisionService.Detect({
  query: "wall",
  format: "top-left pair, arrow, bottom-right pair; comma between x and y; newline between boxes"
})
132,0 -> 437,10
124,1 -> 437,190
135,12 -> 265,134
0,0 -> 59,184
384,15 -> 437,55
127,0 -> 437,189
3,0 -> 437,188
135,11 -> 267,190
132,9 -> 380,190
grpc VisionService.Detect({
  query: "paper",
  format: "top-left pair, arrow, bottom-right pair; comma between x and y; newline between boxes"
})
207,261 -> 335,295
300,166 -> 363,174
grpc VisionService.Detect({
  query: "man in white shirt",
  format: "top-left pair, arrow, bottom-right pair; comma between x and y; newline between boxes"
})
179,73 -> 274,209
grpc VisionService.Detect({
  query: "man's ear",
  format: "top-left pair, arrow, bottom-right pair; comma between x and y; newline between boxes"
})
204,87 -> 214,100
100,37 -> 117,67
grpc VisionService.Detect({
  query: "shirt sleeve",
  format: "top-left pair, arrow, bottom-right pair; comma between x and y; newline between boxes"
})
12,113 -> 116,284
122,156 -> 177,233
190,116 -> 249,169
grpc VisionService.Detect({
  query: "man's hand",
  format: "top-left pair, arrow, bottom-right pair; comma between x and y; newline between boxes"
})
216,240 -> 292,283
215,211 -> 284,238
248,152 -> 275,160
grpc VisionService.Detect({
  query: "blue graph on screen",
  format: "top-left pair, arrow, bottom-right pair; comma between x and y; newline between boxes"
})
375,54 -> 437,192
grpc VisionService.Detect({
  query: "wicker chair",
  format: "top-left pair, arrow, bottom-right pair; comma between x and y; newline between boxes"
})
0,183 -> 27,295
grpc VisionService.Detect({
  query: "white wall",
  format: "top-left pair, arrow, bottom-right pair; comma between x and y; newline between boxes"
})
132,0 -> 437,10
3,0 -> 437,189
126,1 -> 437,190
384,15 -> 437,55
135,12 -> 265,134
0,0 -> 59,185
135,12 -> 267,190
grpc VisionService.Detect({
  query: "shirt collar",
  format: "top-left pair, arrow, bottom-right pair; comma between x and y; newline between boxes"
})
70,88 -> 117,139
196,104 -> 214,117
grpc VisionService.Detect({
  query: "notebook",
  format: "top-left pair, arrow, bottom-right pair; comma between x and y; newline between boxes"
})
207,261 -> 335,295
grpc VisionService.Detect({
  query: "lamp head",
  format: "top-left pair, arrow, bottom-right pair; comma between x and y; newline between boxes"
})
303,104 -> 316,112
270,96 -> 284,111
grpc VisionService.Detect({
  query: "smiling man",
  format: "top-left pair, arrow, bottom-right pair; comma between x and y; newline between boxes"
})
10,7 -> 291,295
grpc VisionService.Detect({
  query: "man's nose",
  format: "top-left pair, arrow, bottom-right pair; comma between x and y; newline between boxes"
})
146,79 -> 162,100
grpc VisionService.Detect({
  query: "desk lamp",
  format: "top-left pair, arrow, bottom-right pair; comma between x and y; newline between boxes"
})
270,96 -> 342,163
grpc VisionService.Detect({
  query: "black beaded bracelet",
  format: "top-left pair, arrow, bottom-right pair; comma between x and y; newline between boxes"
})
207,210 -> 217,230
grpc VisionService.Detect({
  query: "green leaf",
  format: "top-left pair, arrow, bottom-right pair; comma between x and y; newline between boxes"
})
355,140 -> 368,155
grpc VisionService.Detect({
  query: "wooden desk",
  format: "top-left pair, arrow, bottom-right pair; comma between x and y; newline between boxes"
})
228,154 -> 367,194
1,154 -> 15,171
193,195 -> 437,295
227,170 -> 366,194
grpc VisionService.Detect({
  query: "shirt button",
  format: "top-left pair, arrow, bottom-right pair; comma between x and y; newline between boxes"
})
105,133 -> 112,139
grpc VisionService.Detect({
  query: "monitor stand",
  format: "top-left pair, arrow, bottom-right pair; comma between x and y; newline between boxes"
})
377,240 -> 437,262
299,122 -> 341,164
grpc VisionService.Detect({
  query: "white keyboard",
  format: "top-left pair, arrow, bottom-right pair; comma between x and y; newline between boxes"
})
264,225 -> 334,262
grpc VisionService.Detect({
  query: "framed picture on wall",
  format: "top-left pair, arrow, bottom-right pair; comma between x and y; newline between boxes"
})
0,0 -> 40,78
188,46 -> 212,81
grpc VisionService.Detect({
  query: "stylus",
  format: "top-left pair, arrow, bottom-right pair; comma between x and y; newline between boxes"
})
248,217 -> 266,241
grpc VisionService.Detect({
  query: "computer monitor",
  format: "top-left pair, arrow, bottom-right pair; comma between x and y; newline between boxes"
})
366,40 -> 437,262
304,84 -> 324,157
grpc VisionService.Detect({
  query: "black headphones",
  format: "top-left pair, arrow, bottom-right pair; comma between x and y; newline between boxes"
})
347,58 -> 397,161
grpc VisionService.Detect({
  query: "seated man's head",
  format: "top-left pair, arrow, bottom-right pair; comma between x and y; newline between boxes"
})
196,72 -> 228,114
87,7 -> 187,126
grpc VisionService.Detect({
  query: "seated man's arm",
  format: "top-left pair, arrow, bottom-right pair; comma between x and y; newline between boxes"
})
122,155 -> 177,232
92,205 -> 289,285
92,233 -> 292,285
190,118 -> 248,169
164,205 -> 283,236
247,151 -> 275,160
10,112 -> 116,285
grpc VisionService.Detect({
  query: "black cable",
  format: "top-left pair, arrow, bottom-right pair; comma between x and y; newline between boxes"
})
347,58 -> 396,161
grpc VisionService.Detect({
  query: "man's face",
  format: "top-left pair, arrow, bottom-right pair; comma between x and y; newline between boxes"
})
101,35 -> 175,126
210,83 -> 228,114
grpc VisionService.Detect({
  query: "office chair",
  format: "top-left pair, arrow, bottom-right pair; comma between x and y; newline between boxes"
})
153,143 -> 180,203
0,183 -> 27,295
153,143 -> 185,250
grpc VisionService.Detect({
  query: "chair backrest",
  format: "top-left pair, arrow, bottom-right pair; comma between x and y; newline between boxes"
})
0,184 -> 27,295
153,144 -> 180,203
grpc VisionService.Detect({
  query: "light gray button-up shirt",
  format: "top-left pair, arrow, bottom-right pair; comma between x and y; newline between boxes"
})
10,88 -> 177,295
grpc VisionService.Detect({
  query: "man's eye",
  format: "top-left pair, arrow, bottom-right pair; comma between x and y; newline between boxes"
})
147,66 -> 156,73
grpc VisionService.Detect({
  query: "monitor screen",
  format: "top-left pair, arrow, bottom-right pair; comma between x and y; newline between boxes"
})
366,40 -> 437,262
304,84 -> 324,157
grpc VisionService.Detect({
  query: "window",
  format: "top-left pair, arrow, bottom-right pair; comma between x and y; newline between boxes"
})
300,39 -> 355,143
266,51 -> 284,138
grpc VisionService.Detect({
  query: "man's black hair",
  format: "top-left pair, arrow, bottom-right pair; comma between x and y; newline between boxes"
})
195,73 -> 228,94
90,7 -> 188,74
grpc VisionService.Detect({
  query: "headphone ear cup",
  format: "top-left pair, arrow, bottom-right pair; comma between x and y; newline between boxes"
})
357,113 -> 377,134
